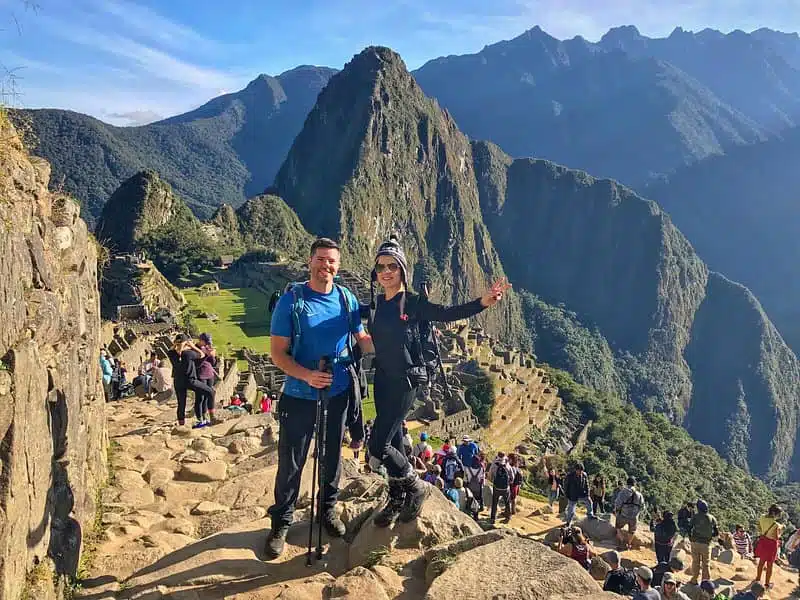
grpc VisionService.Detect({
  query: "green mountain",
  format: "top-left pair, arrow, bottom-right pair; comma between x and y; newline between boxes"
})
95,170 -> 218,279
273,46 -> 529,346
412,26 -> 766,186
471,140 -> 800,480
15,66 -> 336,223
644,129 -> 800,355
266,45 -> 800,480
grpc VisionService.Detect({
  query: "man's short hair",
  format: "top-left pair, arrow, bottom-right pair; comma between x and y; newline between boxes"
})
310,237 -> 340,256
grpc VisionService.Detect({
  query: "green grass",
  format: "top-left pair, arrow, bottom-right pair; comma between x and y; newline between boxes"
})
363,383 -> 376,421
182,287 -> 271,370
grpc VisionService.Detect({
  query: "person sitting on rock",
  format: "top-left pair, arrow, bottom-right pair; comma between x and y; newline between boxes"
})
488,452 -> 513,524
652,555 -> 685,588
688,499 -> 719,585
656,572 -> 690,600
614,476 -> 645,550
264,237 -> 374,560
603,550 -> 638,595
564,463 -> 595,525
365,234 -> 508,529
654,511 -> 678,564
633,566 -> 660,600
733,523 -> 754,560
558,529 -> 594,570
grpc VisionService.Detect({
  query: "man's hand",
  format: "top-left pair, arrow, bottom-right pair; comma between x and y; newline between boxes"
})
305,369 -> 333,389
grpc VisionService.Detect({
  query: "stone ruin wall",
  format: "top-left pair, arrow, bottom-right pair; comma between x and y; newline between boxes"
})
0,122 -> 107,600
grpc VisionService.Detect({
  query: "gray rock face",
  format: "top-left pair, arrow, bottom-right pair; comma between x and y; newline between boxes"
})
0,120 -> 107,600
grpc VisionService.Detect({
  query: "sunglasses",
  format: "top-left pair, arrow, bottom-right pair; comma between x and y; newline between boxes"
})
375,263 -> 399,273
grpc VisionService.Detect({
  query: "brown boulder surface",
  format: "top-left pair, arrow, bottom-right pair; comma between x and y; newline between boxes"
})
348,483 -> 483,567
0,118 -> 107,599
425,536 -> 621,600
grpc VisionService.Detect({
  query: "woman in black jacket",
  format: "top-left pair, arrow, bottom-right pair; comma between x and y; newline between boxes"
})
367,234 -> 511,527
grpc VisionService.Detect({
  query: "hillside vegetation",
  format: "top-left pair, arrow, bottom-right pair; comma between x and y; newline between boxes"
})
549,367 -> 775,529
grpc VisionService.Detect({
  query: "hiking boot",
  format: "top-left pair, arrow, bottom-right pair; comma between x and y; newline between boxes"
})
264,524 -> 289,560
398,472 -> 429,523
322,509 -> 346,538
373,479 -> 406,527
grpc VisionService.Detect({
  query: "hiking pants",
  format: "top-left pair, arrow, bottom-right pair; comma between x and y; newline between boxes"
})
591,494 -> 605,514
548,488 -> 560,507
491,487 -> 511,522
175,384 -> 188,422
368,371 -> 415,479
565,497 -> 594,524
690,541 -> 711,581
268,390 -> 349,527
656,541 -> 673,564
193,377 -> 215,419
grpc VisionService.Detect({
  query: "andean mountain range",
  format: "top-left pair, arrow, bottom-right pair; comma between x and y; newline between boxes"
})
85,41 -> 800,485
14,25 -> 800,480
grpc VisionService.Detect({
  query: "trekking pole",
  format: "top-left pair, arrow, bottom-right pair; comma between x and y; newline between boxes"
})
306,356 -> 331,566
315,356 -> 332,560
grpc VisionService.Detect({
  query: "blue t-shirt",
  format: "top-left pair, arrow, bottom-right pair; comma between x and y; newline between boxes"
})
270,284 -> 364,400
457,441 -> 479,465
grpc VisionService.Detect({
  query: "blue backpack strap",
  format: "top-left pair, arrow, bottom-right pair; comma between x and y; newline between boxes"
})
335,284 -> 359,362
289,282 -> 306,359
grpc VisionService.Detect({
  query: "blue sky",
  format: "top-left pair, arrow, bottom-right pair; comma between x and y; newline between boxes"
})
1,0 -> 798,125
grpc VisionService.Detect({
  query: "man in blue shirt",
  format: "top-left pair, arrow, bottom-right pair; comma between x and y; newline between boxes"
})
265,237 -> 373,559
457,436 -> 479,466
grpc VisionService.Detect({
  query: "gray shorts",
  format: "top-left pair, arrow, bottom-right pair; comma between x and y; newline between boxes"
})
616,515 -> 638,532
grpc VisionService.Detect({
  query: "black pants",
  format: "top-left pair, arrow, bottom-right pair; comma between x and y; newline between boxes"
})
591,494 -> 605,514
368,371 -> 415,478
656,542 -> 673,564
193,377 -> 216,419
268,390 -> 349,527
491,487 -> 511,522
175,384 -> 188,422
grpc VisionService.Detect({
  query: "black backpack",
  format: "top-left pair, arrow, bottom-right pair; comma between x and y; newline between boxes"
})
493,464 -> 511,489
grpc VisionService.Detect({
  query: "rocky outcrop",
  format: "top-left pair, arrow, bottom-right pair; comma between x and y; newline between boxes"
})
0,118 -> 107,599
274,46 -> 530,347
95,170 -> 182,254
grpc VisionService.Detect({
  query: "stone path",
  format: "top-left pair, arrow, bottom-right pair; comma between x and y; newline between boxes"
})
77,397 -> 799,599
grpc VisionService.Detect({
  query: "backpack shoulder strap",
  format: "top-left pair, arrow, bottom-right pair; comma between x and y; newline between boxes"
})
289,283 -> 306,359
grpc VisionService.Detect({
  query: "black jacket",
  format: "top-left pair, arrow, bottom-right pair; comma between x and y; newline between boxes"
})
369,292 -> 485,382
563,471 -> 590,501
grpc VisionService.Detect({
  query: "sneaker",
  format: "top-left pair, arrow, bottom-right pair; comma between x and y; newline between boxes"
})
264,525 -> 289,560
373,480 -> 406,527
192,422 -> 205,429
398,474 -> 429,523
322,510 -> 346,538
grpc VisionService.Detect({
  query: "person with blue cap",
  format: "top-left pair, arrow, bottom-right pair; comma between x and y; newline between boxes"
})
414,432 -> 433,461
366,233 -> 511,527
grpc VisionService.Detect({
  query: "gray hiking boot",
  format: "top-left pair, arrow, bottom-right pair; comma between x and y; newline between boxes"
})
322,510 -> 346,538
398,472 -> 429,523
264,524 -> 289,560
373,479 -> 406,527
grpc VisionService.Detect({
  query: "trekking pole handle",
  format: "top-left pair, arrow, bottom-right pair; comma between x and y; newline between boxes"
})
318,356 -> 332,375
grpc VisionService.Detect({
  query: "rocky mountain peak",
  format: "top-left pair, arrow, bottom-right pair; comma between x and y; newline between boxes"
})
94,170 -> 188,255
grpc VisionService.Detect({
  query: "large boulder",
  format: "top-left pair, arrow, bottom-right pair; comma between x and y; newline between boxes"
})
324,566 -> 390,599
575,516 -> 617,542
348,482 -> 482,567
425,535 -> 621,599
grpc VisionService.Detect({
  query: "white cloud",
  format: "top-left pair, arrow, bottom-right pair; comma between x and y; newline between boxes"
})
104,109 -> 163,126
87,0 -> 222,54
